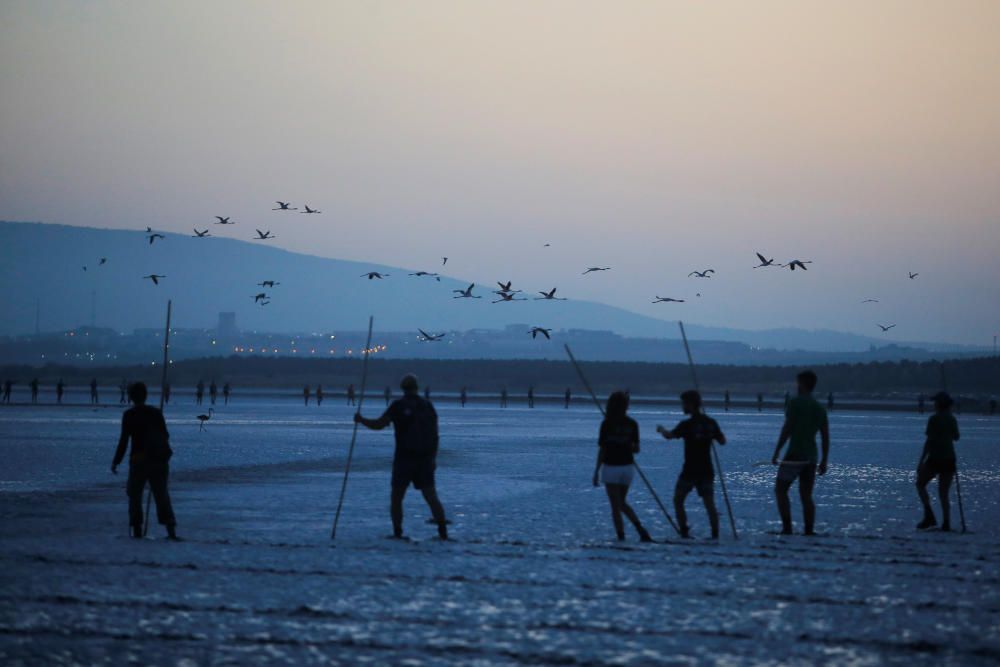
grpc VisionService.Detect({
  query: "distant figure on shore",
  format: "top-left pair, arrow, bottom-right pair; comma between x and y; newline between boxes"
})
223,382 -> 231,405
527,387 -> 535,409
56,378 -> 65,404
918,394 -> 926,414
460,387 -> 467,408
657,390 -> 726,540
316,384 -> 324,406
384,386 -> 391,406
757,393 -> 763,412
592,391 -> 652,543
90,378 -> 99,404
771,370 -> 830,536
3,379 -> 13,404
209,380 -> 218,405
565,387 -> 571,409
827,392 -> 834,411
424,386 -> 431,401
163,383 -> 171,405
354,374 -> 448,540
111,382 -> 177,540
30,378 -> 39,404
500,387 -> 508,408
195,380 -> 205,406
347,384 -> 356,406
724,390 -> 731,412
303,385 -> 311,406
119,378 -> 128,405
916,392 -> 960,531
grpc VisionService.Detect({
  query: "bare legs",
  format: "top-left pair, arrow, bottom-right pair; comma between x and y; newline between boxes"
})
916,467 -> 953,530
391,485 -> 448,539
604,484 -> 650,541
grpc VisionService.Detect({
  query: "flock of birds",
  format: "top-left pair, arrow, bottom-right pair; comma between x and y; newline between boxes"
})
79,202 -> 922,342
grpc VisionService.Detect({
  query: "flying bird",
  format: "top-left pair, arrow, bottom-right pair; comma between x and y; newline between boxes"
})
861,298 -> 879,304
786,260 -> 813,271
82,266 -> 87,272
409,271 -> 441,281
688,269 -> 715,278
254,229 -> 276,240
196,407 -> 214,432
493,292 -> 527,304
909,272 -> 919,280
214,216 -> 233,224
529,327 -> 552,340
258,280 -> 280,288
418,328 -> 446,342
535,288 -> 567,301
147,232 -> 165,245
878,324 -> 896,332
754,252 -> 777,268
99,258 -> 107,265
273,201 -> 297,211
582,267 -> 611,275
543,243 -> 551,247
495,281 -> 522,294
143,274 -> 166,285
453,284 -> 481,299
301,205 -> 321,214
442,257 -> 448,266
253,293 -> 268,303
360,272 -> 388,280
193,228 -> 211,237
652,296 -> 685,303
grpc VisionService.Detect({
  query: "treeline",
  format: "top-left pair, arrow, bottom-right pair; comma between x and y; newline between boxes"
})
3,355 -> 998,396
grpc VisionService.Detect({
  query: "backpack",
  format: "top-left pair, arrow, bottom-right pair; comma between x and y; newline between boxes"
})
396,396 -> 438,455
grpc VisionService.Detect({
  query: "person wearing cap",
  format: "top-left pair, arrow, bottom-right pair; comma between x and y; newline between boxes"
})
916,392 -> 960,531
355,374 -> 449,540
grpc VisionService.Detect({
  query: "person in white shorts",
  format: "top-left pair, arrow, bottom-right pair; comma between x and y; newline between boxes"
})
592,391 -> 653,542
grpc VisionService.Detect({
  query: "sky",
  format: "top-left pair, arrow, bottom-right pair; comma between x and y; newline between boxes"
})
1,1 -> 998,345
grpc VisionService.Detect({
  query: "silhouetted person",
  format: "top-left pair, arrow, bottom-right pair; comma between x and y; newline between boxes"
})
30,378 -> 39,404
111,382 -> 177,540
195,380 -> 205,406
771,370 -> 830,536
316,384 -> 324,406
303,384 -> 311,406
657,390 -> 726,539
827,392 -> 834,411
209,380 -> 218,405
90,378 -> 99,404
592,391 -> 651,542
527,387 -> 535,409
460,387 -> 467,407
918,394 -> 926,414
384,386 -> 391,406
724,390 -> 731,412
757,393 -> 763,412
119,378 -> 128,404
500,387 -> 508,408
3,379 -> 13,404
56,378 -> 65,404
223,382 -> 231,405
565,387 -> 571,409
163,382 -> 171,405
355,374 -> 448,540
916,392 -> 960,531
347,384 -> 356,406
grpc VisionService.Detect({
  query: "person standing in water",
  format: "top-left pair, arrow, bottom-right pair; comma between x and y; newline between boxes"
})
209,380 -> 218,406
30,378 -> 39,404
56,378 -> 65,404
163,382 -> 171,405
757,393 -> 763,413
771,370 -> 830,536
316,384 -> 324,406
111,382 -> 178,540
592,391 -> 653,542
195,380 -> 205,406
657,390 -> 726,540
500,387 -> 508,408
527,386 -> 535,408
223,382 -> 231,405
2,379 -> 12,404
460,387 -> 467,408
303,384 -> 311,406
724,390 -> 731,412
915,392 -> 960,531
90,378 -> 99,404
565,387 -> 571,409
355,374 -> 449,540
347,383 -> 356,406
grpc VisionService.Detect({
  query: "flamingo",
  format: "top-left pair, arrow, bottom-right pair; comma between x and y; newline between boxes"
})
147,232 -> 165,245
143,274 -> 166,285
754,252 -> 777,268
453,284 -> 481,299
529,327 -> 552,340
786,260 -> 813,271
535,288 -> 567,301
258,280 -> 280,288
273,201 -> 297,211
909,272 -> 919,280
360,272 -> 389,280
878,324 -> 896,332
99,258 -> 107,265
193,228 -> 211,237
861,298 -> 879,304
442,257 -> 448,266
301,205 -> 321,214
652,296 -> 684,303
418,329 -> 446,341
495,281 -> 522,294
582,267 -> 611,275
253,292 -> 268,303
254,229 -> 276,240
493,292 -> 527,304
214,216 -> 233,224
688,269 -> 715,278
409,271 -> 441,282
196,407 -> 214,431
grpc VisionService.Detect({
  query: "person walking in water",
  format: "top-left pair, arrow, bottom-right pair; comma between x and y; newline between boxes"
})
657,390 -> 726,539
111,382 -> 178,540
3,379 -> 13,404
347,384 -> 356,406
384,386 -> 391,407
757,392 -> 763,412
303,384 -> 311,406
119,378 -> 128,404
500,387 -> 508,408
460,387 -> 467,408
565,387 -> 571,409
915,392 -> 960,531
724,390 -> 731,412
163,382 -> 171,405
56,378 -> 65,404
316,384 -> 324,407
527,386 -> 535,408
354,374 -> 449,540
592,391 -> 653,542
90,378 -> 99,404
195,380 -> 205,406
223,382 -> 231,405
209,380 -> 218,406
29,378 -> 39,404
771,370 -> 830,536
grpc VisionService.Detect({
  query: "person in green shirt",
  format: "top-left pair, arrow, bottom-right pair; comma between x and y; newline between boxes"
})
771,370 -> 830,535
916,392 -> 960,531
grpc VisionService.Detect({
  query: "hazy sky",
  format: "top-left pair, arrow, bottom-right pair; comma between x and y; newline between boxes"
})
1,1 -> 998,345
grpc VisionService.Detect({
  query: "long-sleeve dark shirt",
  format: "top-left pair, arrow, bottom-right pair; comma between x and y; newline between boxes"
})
113,405 -> 169,466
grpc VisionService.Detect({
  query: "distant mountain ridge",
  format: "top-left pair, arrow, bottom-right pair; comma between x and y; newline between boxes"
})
0,221 -> 982,354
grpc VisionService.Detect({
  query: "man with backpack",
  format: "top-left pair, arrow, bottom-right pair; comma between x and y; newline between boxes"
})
111,382 -> 178,540
355,374 -> 449,540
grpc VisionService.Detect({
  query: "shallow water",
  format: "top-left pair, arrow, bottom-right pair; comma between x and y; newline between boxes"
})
1,400 -> 998,664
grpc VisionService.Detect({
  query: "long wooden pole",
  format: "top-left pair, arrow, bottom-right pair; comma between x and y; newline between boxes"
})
939,362 -> 967,533
144,300 -> 172,537
679,321 -> 738,540
564,344 -> 682,536
331,316 -> 375,540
